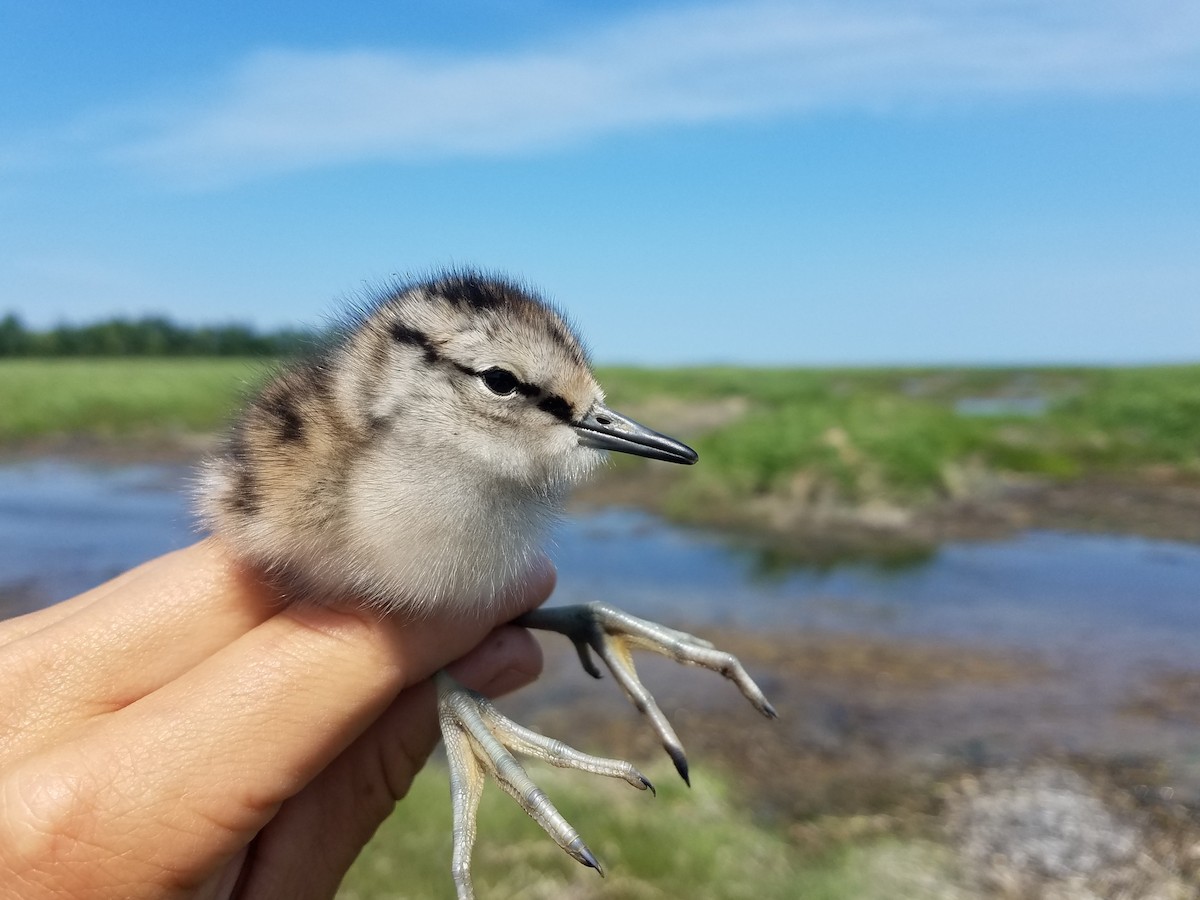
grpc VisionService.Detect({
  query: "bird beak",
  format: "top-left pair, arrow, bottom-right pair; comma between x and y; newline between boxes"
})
573,402 -> 698,465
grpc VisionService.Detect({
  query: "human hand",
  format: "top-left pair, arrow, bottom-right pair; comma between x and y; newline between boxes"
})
0,539 -> 552,899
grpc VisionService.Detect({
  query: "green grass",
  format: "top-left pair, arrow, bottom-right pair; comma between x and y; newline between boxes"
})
0,357 -> 273,441
599,364 -> 1200,510
337,760 -> 956,900
2,357 -> 1197,510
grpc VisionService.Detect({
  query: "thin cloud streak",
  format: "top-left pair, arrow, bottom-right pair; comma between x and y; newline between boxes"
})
69,0 -> 1200,185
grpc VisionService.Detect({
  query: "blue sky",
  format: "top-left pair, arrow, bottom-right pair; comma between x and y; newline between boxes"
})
1,0 -> 1197,365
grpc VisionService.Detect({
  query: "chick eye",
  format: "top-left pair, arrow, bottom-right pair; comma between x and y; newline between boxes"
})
480,367 -> 519,396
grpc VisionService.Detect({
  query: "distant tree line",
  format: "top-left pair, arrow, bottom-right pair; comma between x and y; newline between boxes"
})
0,313 -> 316,357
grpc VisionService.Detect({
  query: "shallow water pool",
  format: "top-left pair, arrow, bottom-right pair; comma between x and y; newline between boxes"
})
2,459 -> 1197,676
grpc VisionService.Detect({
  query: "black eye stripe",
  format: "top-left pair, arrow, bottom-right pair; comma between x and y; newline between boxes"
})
468,365 -> 539,398
537,395 -> 574,422
456,364 -> 572,418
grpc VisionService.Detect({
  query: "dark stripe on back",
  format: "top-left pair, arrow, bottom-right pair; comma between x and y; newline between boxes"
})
230,466 -> 260,516
227,426 -> 250,465
265,395 -> 304,443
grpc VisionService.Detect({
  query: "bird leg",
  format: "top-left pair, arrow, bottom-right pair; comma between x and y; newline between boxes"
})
435,603 -> 774,896
514,602 -> 777,785
435,670 -> 654,900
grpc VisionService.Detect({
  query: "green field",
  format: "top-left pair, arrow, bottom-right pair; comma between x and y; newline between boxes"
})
600,364 -> 1200,501
2,358 -> 1197,508
0,357 -> 273,442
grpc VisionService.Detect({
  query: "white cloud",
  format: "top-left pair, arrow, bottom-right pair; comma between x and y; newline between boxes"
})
70,0 -> 1200,185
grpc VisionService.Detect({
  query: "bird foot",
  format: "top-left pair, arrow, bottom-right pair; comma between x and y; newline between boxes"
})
436,670 -> 653,900
515,602 -> 777,785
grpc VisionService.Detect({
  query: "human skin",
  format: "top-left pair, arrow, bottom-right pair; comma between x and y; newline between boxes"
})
0,539 -> 551,900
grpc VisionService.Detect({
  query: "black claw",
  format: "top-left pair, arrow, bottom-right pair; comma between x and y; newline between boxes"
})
641,775 -> 657,796
580,845 -> 605,877
667,746 -> 691,786
568,836 -> 605,875
574,641 -> 604,679
762,700 -> 779,719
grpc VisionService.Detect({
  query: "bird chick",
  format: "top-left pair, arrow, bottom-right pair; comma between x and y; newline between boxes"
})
200,271 -> 771,899
201,273 -> 618,612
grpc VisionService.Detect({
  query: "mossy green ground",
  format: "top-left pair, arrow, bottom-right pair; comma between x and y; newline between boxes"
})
337,760 -> 955,900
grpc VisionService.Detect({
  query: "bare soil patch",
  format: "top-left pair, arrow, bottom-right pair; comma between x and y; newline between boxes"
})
502,627 -> 1200,898
575,464 -> 1200,565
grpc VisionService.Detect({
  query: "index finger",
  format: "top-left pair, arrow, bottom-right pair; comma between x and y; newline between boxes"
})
0,541 -> 278,757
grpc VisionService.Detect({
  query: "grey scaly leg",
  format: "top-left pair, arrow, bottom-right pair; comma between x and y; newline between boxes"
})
515,602 -> 777,784
435,670 -> 653,899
